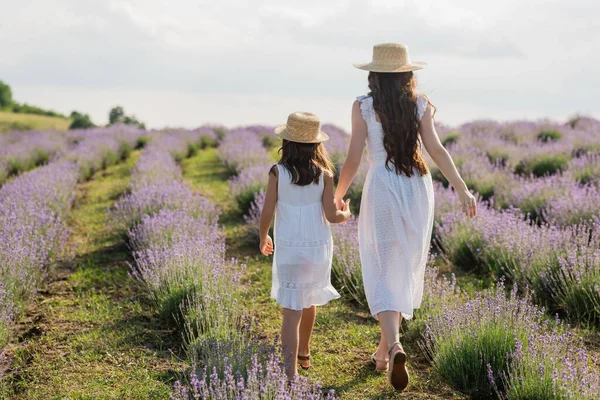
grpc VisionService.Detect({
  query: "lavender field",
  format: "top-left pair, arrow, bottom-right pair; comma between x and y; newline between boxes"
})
1,116 -> 599,399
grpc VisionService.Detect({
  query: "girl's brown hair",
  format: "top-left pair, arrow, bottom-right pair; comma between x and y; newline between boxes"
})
368,71 -> 435,177
277,139 -> 334,186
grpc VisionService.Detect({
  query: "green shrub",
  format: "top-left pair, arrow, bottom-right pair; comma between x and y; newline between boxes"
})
7,121 -> 33,132
441,132 -> 460,146
485,148 -> 510,166
262,134 -> 281,150
537,129 -> 562,143
200,135 -> 218,149
69,111 -> 95,130
214,128 -> 226,140
235,185 -> 264,215
515,154 -> 570,177
136,136 -> 150,149
0,80 -> 13,109
12,102 -> 66,118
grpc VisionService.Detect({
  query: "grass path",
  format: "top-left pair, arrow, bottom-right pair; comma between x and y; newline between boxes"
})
181,148 -> 465,399
0,152 -> 186,399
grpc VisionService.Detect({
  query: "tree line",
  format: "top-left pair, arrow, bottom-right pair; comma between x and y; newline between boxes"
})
1,80 -> 146,130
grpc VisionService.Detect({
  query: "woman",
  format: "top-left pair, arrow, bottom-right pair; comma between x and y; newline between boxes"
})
334,43 -> 476,391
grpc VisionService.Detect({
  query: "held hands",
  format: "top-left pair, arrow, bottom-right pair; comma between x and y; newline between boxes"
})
260,235 -> 274,256
457,189 -> 477,218
337,197 -> 352,223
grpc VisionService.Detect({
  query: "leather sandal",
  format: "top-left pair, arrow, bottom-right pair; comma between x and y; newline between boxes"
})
297,354 -> 311,370
388,342 -> 409,390
371,353 -> 389,372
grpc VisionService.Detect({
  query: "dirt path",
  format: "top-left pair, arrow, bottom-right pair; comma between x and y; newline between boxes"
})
0,152 -> 186,399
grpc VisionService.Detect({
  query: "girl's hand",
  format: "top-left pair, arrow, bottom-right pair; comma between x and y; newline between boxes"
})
340,199 -> 352,223
457,189 -> 477,218
260,235 -> 274,256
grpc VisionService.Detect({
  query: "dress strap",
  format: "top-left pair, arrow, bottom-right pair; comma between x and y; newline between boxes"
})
356,95 -> 374,124
416,95 -> 429,121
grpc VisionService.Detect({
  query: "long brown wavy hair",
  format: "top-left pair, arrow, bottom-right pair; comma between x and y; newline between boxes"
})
277,139 -> 334,186
368,71 -> 434,177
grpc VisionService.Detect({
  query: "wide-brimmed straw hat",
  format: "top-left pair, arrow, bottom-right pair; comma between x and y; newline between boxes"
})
354,43 -> 426,73
274,112 -> 329,143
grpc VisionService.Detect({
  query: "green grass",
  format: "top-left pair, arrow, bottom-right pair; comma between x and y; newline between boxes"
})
0,151 -> 186,399
181,147 -> 465,399
0,111 -> 71,133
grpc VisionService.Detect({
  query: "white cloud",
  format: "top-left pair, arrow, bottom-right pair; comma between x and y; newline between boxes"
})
0,0 -> 598,130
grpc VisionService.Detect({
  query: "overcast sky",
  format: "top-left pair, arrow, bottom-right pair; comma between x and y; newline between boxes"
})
1,0 -> 598,131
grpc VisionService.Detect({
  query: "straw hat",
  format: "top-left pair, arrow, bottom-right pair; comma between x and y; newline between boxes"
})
354,43 -> 426,73
274,112 -> 329,143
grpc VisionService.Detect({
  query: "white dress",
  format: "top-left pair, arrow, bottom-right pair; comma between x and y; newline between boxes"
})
357,95 -> 434,320
271,164 -> 341,310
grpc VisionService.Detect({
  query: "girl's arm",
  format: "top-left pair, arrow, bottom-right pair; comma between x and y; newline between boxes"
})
259,166 -> 278,255
419,105 -> 477,218
334,100 -> 367,205
323,171 -> 352,223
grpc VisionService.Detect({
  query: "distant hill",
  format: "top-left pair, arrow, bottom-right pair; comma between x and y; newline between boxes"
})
0,111 -> 71,133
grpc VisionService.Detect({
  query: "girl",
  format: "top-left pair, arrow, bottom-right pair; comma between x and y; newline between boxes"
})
335,43 -> 477,390
259,111 -> 351,380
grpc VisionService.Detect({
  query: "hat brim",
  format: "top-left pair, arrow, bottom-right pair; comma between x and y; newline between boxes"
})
353,61 -> 427,73
274,125 -> 329,143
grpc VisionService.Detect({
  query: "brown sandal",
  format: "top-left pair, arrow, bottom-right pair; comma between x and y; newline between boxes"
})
388,342 -> 409,390
297,354 -> 311,370
371,353 -> 389,372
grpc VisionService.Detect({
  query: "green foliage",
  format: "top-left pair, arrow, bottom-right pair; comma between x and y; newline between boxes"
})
0,80 -> 13,108
485,148 -> 510,166
441,132 -> 460,146
567,113 -> 585,128
262,134 -> 281,150
108,105 -> 146,129
515,154 -> 570,177
235,185 -> 265,215
431,166 -> 449,187
214,128 -> 226,140
537,129 -> 562,143
136,136 -> 150,149
433,323 -> 516,398
69,111 -> 95,130
108,106 -> 125,125
11,102 -> 66,118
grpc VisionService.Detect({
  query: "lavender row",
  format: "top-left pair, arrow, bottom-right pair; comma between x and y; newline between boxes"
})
0,127 -> 145,351
218,127 -> 273,215
0,162 -> 79,349
331,218 -> 600,398
0,130 -> 72,185
421,277 -> 599,399
112,133 -> 336,398
434,184 -> 600,327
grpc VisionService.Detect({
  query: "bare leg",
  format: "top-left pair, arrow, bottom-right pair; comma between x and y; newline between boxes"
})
281,308 -> 303,380
298,306 -> 316,368
378,311 -> 403,353
378,310 -> 408,390
376,312 -> 403,359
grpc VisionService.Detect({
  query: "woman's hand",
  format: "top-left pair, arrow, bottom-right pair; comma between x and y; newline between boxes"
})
340,199 -> 352,222
260,235 -> 274,256
457,189 -> 477,218
335,197 -> 345,210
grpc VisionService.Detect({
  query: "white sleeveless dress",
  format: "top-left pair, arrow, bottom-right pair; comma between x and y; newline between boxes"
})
357,95 -> 434,320
271,164 -> 341,310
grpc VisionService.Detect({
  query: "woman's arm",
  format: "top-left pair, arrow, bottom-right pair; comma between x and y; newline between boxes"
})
259,166 -> 278,255
419,105 -> 477,217
323,171 -> 351,223
334,100 -> 367,204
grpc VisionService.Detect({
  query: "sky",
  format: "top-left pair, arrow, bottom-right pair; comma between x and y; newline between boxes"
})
1,0 -> 598,131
